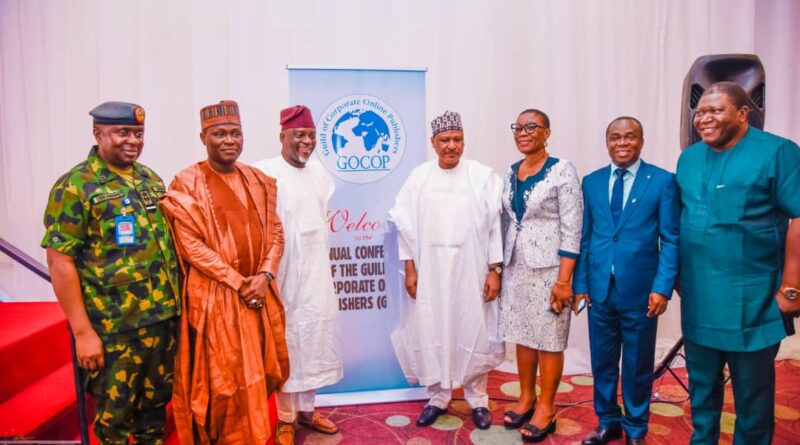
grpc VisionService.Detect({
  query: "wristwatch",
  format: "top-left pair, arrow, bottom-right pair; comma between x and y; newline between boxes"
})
489,265 -> 503,275
261,271 -> 275,281
783,287 -> 799,301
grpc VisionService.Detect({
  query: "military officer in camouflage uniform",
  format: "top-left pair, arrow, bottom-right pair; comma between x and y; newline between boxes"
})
41,101 -> 180,444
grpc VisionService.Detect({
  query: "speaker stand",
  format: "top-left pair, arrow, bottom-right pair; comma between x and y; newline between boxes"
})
653,336 -> 689,395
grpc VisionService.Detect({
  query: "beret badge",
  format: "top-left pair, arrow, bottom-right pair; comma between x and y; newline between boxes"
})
134,107 -> 145,124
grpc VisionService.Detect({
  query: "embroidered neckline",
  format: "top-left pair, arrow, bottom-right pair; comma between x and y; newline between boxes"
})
509,157 -> 560,222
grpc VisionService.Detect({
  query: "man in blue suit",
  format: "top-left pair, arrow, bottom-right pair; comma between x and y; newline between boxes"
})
574,117 -> 680,445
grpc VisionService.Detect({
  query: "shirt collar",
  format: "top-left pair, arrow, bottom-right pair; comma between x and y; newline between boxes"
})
87,145 -> 149,184
610,157 -> 641,178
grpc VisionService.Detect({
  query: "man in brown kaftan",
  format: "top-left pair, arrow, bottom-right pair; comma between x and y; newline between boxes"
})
161,100 -> 289,445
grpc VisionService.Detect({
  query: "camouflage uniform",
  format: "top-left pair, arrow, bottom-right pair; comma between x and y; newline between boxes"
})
41,146 -> 180,444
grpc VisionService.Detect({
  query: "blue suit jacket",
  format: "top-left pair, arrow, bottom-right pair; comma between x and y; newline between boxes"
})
574,160 -> 679,305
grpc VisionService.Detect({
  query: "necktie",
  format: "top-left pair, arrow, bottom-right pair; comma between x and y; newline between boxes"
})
611,168 -> 627,226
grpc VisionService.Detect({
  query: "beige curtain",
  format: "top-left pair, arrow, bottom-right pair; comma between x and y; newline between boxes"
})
1,0 -> 798,370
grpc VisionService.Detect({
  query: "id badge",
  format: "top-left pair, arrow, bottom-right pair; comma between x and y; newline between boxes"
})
115,215 -> 136,246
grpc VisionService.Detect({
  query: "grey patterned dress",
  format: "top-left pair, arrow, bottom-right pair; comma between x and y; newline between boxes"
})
498,157 -> 583,351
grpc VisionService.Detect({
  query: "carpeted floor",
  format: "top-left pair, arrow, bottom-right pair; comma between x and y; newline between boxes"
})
4,302 -> 797,444
298,360 -> 800,444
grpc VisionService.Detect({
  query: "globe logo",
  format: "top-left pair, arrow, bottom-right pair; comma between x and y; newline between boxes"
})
332,111 -> 391,154
318,95 -> 406,184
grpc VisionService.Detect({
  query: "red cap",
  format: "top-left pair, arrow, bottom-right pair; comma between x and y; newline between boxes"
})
280,105 -> 315,130
200,100 -> 241,130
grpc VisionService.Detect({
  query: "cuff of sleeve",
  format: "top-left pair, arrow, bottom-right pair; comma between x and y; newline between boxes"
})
41,231 -> 82,258
651,288 -> 674,300
225,270 -> 246,291
261,261 -> 279,278
558,249 -> 579,260
257,256 -> 279,277
260,271 -> 275,281
573,284 -> 589,294
397,242 -> 413,262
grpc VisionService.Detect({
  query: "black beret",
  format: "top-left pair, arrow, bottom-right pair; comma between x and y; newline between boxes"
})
89,101 -> 145,125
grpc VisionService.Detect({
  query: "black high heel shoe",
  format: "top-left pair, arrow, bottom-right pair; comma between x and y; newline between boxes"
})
520,419 -> 556,443
503,405 -> 535,429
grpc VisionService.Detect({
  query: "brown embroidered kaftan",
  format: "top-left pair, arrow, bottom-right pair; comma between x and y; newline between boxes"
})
161,162 -> 289,445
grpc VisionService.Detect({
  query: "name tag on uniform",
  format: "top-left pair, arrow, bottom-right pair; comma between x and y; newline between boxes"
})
115,215 -> 136,246
92,191 -> 123,205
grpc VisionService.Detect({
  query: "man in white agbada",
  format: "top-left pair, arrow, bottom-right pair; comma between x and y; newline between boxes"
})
389,110 -> 505,431
253,105 -> 342,445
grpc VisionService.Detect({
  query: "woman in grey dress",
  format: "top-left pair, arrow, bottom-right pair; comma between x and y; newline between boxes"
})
498,109 -> 583,443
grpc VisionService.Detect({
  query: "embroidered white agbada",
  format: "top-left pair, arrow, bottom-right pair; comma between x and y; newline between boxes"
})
388,159 -> 505,388
254,157 -> 343,392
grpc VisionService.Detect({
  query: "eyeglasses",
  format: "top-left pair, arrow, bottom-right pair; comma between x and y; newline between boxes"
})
510,123 -> 548,134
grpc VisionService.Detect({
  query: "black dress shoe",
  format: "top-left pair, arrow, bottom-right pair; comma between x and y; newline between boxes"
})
520,420 -> 556,443
503,405 -> 534,429
472,407 -> 492,430
416,405 -> 447,427
626,436 -> 645,445
582,426 -> 623,445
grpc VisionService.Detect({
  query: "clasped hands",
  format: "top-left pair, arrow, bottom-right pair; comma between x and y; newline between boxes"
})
550,281 -> 574,315
239,273 -> 270,310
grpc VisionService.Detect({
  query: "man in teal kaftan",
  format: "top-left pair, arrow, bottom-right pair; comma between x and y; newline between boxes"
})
676,81 -> 800,445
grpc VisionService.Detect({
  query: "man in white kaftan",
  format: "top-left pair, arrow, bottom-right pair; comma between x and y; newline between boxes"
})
253,105 -> 342,445
389,110 -> 504,431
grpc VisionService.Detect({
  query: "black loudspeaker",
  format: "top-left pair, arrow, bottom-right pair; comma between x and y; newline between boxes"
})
680,54 -> 766,149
